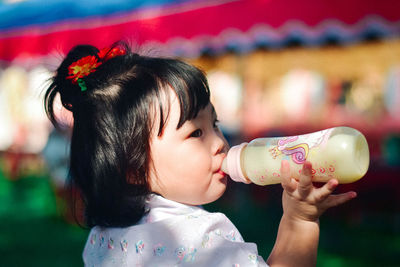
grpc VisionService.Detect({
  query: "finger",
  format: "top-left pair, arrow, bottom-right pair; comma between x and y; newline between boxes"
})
298,161 -> 313,199
322,191 -> 357,209
313,179 -> 339,202
280,160 -> 296,193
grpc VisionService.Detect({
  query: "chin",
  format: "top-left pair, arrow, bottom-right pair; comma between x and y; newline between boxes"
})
187,180 -> 228,206
208,183 -> 227,204
221,175 -> 228,186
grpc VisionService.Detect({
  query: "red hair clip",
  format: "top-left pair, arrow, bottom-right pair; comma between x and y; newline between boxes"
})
98,47 -> 126,61
66,46 -> 126,92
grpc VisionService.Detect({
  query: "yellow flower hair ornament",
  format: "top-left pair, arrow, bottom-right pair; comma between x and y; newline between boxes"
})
67,55 -> 101,92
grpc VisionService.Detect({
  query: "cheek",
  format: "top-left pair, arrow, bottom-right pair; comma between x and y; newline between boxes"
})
179,146 -> 211,171
150,143 -> 212,190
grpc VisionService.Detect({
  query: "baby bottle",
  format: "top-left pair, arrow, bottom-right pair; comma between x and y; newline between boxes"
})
221,127 -> 370,185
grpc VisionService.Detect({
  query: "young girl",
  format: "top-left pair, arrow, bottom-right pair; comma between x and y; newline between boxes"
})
44,42 -> 356,266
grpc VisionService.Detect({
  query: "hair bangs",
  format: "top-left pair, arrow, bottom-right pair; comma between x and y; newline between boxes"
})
156,61 -> 210,135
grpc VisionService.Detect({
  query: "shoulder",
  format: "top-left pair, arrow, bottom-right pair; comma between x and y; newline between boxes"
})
83,211 -> 268,266
87,210 -> 240,245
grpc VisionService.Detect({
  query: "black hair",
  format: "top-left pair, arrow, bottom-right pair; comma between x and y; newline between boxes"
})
44,42 -> 210,227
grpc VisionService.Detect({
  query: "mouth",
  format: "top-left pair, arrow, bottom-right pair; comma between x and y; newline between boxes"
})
215,153 -> 228,178
217,169 -> 226,176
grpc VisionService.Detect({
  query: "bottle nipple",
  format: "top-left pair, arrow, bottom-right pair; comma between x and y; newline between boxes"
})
221,158 -> 228,174
222,143 -> 251,184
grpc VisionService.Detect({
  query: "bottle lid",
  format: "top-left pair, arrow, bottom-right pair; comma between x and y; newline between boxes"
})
226,142 -> 251,184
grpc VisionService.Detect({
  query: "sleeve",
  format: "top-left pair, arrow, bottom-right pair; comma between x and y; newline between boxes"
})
83,212 -> 269,267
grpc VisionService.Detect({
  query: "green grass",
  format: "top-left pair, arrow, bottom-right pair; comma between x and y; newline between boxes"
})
0,217 -> 88,267
0,170 -> 88,267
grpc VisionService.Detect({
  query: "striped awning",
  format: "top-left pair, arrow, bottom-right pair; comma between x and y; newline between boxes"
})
1,0 -> 399,61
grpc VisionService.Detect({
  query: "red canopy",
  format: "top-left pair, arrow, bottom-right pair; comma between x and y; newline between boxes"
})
1,0 -> 399,61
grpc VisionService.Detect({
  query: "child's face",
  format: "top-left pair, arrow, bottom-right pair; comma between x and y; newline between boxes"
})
149,91 -> 229,205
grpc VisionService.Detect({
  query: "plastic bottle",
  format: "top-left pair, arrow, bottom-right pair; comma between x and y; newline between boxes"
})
221,127 -> 370,185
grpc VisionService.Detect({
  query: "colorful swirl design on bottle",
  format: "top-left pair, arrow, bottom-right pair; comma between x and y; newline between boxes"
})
281,143 -> 309,164
278,136 -> 299,147
270,136 -> 309,164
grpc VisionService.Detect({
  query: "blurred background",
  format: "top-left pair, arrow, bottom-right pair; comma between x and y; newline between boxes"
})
1,0 -> 399,266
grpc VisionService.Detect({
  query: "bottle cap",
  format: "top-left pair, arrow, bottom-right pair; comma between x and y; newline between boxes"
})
226,143 -> 251,184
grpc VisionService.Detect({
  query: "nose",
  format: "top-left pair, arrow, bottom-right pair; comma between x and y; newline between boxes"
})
213,129 -> 228,155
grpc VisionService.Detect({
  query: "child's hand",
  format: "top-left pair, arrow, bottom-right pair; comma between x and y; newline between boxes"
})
280,160 -> 357,223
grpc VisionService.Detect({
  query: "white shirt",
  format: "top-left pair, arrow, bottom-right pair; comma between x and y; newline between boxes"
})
83,194 -> 268,266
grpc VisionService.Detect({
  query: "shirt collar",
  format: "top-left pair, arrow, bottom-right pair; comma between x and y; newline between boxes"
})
140,194 -> 203,224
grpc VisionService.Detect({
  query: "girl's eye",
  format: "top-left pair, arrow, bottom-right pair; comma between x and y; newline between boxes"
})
190,129 -> 203,138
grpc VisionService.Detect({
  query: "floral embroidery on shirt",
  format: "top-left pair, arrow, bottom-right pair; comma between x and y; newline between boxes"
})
90,234 -> 96,245
135,240 -> 145,254
201,233 -> 212,248
225,230 -> 236,241
83,196 -> 268,266
108,238 -> 114,249
213,229 -> 222,236
175,246 -> 197,262
153,243 -> 165,256
248,253 -> 258,264
120,239 -> 128,252
99,234 -> 105,247
175,246 -> 185,261
184,247 -> 197,262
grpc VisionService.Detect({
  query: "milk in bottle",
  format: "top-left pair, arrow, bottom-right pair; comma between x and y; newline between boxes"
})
221,127 -> 370,185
